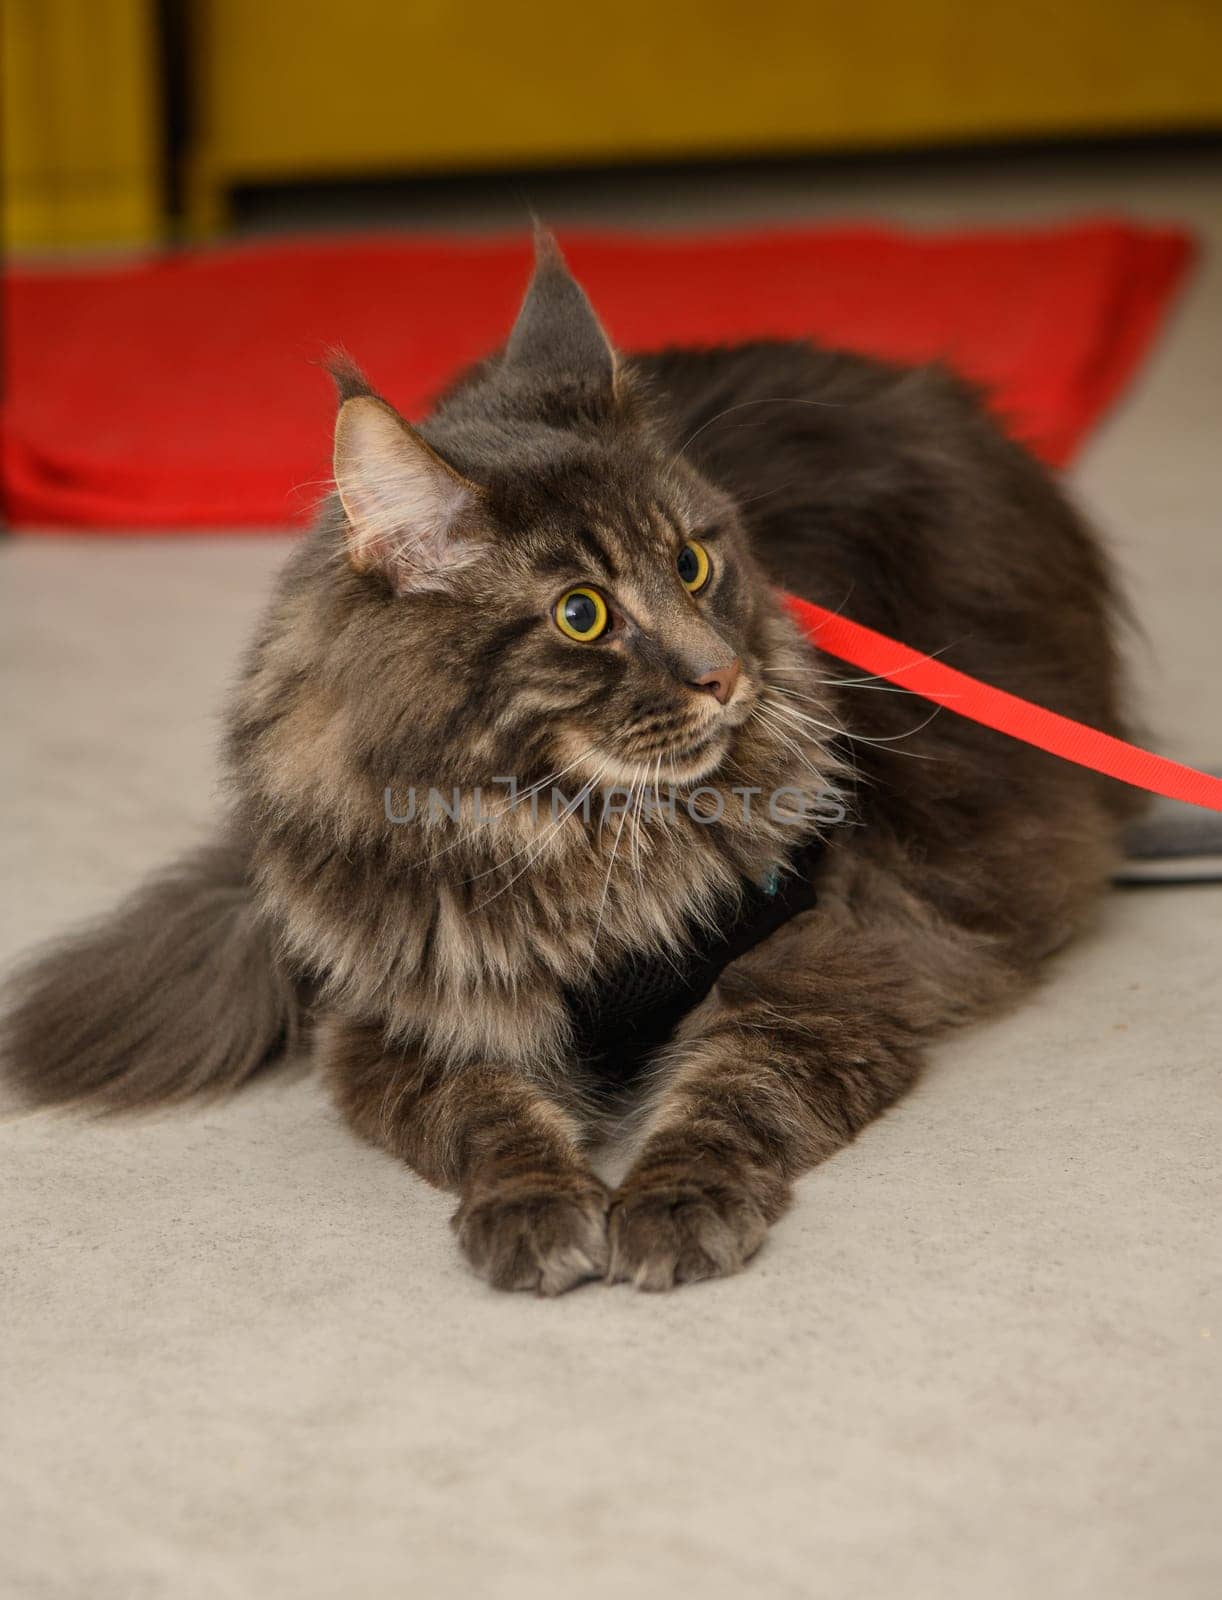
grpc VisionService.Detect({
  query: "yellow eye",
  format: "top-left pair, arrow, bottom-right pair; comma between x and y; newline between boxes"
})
677,540 -> 711,593
555,587 -> 609,642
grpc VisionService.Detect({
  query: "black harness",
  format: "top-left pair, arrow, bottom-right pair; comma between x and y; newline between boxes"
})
563,839 -> 823,1084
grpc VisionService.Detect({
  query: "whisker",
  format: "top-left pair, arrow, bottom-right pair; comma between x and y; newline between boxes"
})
761,694 -> 945,758
676,396 -> 847,460
469,763 -> 610,911
585,785 -> 633,975
750,703 -> 835,786
408,751 -> 591,870
769,674 -> 920,700
768,629 -> 967,688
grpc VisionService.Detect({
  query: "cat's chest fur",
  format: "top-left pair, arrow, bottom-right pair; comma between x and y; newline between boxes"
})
241,696 -> 835,1072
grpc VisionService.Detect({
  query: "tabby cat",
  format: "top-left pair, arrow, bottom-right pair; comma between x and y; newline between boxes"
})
3,232 -> 1138,1293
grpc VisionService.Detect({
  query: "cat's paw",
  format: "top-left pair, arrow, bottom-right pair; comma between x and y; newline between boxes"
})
452,1171 -> 610,1295
606,1165 -> 772,1291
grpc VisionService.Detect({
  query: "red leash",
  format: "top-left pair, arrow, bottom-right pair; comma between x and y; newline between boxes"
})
784,593 -> 1222,813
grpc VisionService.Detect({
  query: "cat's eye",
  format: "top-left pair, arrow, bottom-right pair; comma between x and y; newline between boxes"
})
677,540 -> 712,593
554,587 -> 609,642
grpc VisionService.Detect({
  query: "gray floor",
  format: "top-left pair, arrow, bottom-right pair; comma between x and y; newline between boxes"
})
2,150 -> 1220,1600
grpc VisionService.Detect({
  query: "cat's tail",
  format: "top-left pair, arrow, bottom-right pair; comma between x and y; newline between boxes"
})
2,834 -> 300,1113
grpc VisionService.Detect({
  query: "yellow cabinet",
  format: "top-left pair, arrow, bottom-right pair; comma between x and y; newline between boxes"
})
2,0 -> 162,250
6,0 -> 1222,249
185,0 -> 1222,230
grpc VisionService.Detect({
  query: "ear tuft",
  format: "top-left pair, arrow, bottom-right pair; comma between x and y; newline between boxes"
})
333,396 -> 483,593
503,227 -> 618,392
324,350 -> 376,404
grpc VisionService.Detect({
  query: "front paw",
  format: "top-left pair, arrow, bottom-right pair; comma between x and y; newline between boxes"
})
453,1170 -> 610,1295
607,1164 -> 776,1291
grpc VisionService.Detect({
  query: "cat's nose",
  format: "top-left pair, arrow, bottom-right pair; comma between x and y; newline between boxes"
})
690,658 -> 742,706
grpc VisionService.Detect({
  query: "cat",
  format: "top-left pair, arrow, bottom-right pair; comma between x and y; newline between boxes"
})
2,230 -> 1139,1293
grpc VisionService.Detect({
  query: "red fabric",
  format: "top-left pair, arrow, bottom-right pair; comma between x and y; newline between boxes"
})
1,221 -> 1193,532
785,594 -> 1222,813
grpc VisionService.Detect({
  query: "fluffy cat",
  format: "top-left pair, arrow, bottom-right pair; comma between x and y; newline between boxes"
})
3,232 -> 1138,1292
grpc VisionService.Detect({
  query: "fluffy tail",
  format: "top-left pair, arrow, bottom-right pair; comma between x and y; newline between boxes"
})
2,835 -> 300,1112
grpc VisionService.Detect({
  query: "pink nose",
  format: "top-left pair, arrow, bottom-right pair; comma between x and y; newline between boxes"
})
690,658 -> 742,706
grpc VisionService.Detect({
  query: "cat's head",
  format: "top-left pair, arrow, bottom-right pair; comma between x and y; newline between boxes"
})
322,232 -> 795,796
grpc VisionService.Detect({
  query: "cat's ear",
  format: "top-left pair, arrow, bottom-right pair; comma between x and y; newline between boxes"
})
333,395 -> 484,594
503,227 -> 618,392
